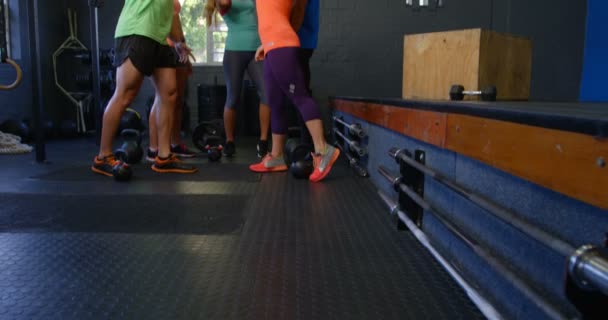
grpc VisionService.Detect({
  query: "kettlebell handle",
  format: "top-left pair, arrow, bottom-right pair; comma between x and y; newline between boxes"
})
121,128 -> 142,145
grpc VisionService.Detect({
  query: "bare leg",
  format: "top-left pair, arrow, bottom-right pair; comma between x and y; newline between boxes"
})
304,119 -> 327,154
269,133 -> 287,158
150,66 -> 189,152
98,58 -> 144,158
148,91 -> 160,151
223,107 -> 237,142
259,103 -> 270,141
172,66 -> 189,145
151,68 -> 178,159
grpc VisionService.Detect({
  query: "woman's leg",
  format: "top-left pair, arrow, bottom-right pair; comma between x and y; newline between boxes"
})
248,49 -> 289,173
257,47 -> 340,182
222,51 -> 250,156
247,58 -> 271,157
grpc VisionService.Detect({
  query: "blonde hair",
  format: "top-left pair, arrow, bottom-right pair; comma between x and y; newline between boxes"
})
204,0 -> 219,27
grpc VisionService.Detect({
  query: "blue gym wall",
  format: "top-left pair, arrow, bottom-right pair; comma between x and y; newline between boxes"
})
335,110 -> 608,319
579,0 -> 608,102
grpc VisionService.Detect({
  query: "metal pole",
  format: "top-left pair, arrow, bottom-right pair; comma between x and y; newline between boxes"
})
389,147 -> 576,257
28,0 -> 45,163
334,143 -> 369,177
378,166 -> 573,320
333,116 -> 367,138
89,1 -> 102,145
334,128 -> 367,156
569,245 -> 608,296
377,188 -> 503,320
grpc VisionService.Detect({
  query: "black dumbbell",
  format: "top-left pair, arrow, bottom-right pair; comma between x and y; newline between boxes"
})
333,128 -> 367,157
204,135 -> 223,162
333,116 -> 367,138
449,84 -> 497,102
112,162 -> 133,182
114,129 -> 143,164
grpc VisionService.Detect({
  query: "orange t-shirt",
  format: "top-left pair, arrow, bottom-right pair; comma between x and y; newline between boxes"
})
166,0 -> 182,47
256,0 -> 300,54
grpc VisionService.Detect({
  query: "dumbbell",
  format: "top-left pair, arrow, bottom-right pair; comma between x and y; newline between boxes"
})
333,116 -> 367,138
114,129 -> 143,164
449,84 -> 497,101
112,162 -> 133,182
203,135 -> 223,162
333,128 -> 367,157
284,138 -> 314,179
341,144 -> 369,177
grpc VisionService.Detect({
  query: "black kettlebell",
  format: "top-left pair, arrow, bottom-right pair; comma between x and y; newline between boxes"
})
204,135 -> 223,162
192,121 -> 224,152
112,162 -> 133,182
290,159 -> 314,179
118,108 -> 143,133
115,129 -> 143,164
206,145 -> 223,162
284,138 -> 312,165
285,139 -> 314,179
284,138 -> 299,164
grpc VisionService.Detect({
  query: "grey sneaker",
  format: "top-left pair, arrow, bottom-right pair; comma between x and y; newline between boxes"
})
309,145 -> 340,182
249,154 -> 289,173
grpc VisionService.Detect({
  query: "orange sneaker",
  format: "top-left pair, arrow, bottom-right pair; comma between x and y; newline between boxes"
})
309,145 -> 340,182
91,154 -> 124,177
152,154 -> 198,173
249,154 -> 289,173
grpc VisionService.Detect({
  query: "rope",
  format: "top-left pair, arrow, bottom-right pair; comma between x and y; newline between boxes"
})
0,131 -> 33,154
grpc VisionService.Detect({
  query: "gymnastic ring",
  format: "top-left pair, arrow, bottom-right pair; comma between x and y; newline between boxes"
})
0,58 -> 23,90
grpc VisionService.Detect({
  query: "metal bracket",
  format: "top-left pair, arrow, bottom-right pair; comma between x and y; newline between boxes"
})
398,149 -> 425,227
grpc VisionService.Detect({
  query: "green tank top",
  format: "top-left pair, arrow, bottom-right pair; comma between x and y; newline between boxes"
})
115,0 -> 173,45
222,0 -> 261,51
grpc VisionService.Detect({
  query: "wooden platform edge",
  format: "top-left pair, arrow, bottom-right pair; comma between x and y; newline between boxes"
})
331,99 -> 447,148
331,98 -> 608,210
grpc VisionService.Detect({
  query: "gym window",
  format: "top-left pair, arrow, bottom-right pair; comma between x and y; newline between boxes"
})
179,0 -> 227,65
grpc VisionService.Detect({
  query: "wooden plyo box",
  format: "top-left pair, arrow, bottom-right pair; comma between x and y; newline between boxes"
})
402,28 -> 532,101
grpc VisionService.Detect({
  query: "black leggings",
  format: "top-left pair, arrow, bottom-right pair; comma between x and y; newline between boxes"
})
222,50 -> 267,109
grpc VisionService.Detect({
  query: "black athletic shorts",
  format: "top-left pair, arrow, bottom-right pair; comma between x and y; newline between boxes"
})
114,35 -> 177,76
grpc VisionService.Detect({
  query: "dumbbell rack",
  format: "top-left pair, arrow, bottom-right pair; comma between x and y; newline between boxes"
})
332,116 -> 369,177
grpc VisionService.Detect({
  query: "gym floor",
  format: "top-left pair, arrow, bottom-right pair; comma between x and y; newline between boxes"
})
0,137 -> 484,319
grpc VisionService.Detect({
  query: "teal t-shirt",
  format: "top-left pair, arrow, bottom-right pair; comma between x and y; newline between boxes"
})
115,0 -> 173,45
221,0 -> 261,51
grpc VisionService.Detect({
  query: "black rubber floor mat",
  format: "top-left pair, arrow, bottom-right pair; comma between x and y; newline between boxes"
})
0,161 -> 485,319
0,233 -> 250,319
0,194 -> 248,235
30,162 -> 261,182
236,173 -> 485,320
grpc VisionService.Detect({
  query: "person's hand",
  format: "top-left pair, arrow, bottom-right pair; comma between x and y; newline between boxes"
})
255,45 -> 265,61
175,42 -> 193,64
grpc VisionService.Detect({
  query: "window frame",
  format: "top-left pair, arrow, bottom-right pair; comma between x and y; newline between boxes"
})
181,1 -> 227,67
